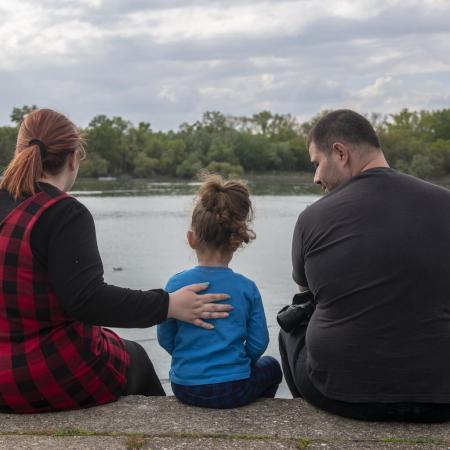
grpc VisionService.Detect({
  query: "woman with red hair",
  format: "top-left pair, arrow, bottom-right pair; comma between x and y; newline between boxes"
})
0,109 -> 231,413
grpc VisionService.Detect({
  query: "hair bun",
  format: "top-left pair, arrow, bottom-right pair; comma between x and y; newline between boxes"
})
199,175 -> 226,211
191,173 -> 255,252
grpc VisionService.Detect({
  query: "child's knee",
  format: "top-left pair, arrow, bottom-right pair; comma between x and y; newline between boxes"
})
256,356 -> 283,382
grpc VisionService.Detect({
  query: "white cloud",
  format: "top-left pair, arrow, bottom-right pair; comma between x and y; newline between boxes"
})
0,0 -> 450,129
357,76 -> 402,99
122,1 -> 321,42
158,86 -> 178,103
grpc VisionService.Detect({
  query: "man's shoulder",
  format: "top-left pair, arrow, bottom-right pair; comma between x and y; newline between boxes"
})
297,191 -> 336,224
400,171 -> 450,193
378,169 -> 450,203
296,169 -> 395,224
297,168 -> 450,227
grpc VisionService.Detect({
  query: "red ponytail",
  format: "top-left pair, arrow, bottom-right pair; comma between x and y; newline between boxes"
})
0,109 -> 84,200
0,143 -> 43,199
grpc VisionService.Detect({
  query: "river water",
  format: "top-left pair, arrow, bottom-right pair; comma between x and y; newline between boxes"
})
76,193 -> 320,398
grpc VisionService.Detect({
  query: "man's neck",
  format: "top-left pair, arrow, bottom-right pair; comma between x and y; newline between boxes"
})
354,151 -> 389,176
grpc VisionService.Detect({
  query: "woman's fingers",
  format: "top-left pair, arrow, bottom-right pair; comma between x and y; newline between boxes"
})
200,302 -> 233,313
184,282 -> 210,293
200,311 -> 230,319
198,293 -> 231,303
181,284 -> 230,304
197,298 -> 233,319
167,284 -> 232,328
192,318 -> 214,330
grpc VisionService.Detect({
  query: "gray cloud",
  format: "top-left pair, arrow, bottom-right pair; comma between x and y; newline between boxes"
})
1,0 -> 449,130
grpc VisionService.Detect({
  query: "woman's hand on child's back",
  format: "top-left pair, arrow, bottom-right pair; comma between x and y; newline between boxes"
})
167,283 -> 232,329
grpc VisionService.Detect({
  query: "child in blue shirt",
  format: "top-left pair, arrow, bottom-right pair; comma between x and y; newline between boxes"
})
157,175 -> 282,408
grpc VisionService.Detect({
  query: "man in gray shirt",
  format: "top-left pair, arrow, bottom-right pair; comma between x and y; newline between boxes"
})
280,109 -> 450,421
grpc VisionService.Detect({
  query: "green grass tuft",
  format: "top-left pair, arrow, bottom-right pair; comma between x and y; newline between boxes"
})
297,437 -> 311,449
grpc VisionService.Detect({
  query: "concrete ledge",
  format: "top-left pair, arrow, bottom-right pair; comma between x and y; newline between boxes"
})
1,397 -> 450,449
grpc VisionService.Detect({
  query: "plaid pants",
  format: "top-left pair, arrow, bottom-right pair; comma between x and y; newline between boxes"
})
171,356 -> 282,409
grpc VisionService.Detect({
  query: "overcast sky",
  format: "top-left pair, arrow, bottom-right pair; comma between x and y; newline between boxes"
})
1,0 -> 449,130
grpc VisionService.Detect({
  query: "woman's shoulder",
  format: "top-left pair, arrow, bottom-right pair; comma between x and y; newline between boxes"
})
42,198 -> 91,233
0,184 -> 90,224
35,184 -> 90,220
33,185 -> 95,245
0,189 -> 20,222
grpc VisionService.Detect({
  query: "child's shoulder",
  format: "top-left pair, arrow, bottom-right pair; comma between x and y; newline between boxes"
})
165,267 -> 205,292
227,271 -> 262,302
166,267 -> 259,293
228,270 -> 258,290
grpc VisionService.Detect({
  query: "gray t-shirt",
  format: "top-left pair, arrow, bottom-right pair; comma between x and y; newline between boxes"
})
292,167 -> 450,402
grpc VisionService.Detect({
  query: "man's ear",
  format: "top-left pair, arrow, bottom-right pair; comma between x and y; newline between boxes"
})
187,230 -> 198,250
331,142 -> 350,166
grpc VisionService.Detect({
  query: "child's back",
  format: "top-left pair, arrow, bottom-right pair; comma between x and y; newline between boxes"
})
159,266 -> 268,386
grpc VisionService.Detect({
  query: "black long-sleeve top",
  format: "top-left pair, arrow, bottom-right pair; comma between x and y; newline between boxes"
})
0,182 -> 169,328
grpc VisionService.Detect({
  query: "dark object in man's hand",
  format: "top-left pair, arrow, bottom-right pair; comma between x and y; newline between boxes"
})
277,290 -> 315,333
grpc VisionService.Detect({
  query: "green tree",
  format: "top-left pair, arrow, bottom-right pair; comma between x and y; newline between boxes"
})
266,114 -> 299,141
85,115 -> 133,176
288,137 -> 311,171
159,139 -> 186,176
10,105 -> 38,124
133,152 -> 159,177
206,161 -> 244,178
176,154 -> 204,178
0,126 -> 17,170
388,109 -> 421,132
78,153 -> 109,177
420,109 -> 450,141
201,111 -> 233,133
427,139 -> 450,176
4,106 -> 449,180
183,129 -> 212,158
409,154 -> 435,179
127,122 -> 153,156
233,133 -> 272,171
206,139 -> 239,165
251,111 -> 273,135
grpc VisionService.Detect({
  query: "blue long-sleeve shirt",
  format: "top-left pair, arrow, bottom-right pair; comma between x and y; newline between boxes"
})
157,266 -> 269,385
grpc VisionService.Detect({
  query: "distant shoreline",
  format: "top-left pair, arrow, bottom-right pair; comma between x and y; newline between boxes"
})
70,172 -> 450,197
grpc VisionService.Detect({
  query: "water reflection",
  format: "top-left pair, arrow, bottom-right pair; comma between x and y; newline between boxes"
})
72,176 -> 322,197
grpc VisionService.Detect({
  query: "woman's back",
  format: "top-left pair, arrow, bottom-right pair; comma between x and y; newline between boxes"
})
0,188 -> 128,412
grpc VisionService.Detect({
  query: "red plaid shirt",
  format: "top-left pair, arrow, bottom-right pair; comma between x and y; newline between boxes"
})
0,190 -> 130,413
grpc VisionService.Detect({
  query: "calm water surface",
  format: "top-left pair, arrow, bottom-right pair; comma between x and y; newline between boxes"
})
76,194 -> 320,398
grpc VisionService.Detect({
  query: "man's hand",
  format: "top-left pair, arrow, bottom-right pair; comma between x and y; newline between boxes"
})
167,283 -> 232,330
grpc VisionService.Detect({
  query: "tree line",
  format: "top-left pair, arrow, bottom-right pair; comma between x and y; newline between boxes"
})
1,106 -> 450,180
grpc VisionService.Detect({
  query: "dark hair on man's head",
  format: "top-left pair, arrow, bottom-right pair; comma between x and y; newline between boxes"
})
307,109 -> 380,154
192,173 -> 255,253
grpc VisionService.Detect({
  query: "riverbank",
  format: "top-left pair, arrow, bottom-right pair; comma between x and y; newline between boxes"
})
71,172 -> 322,196
1,396 -> 449,449
71,172 -> 450,197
